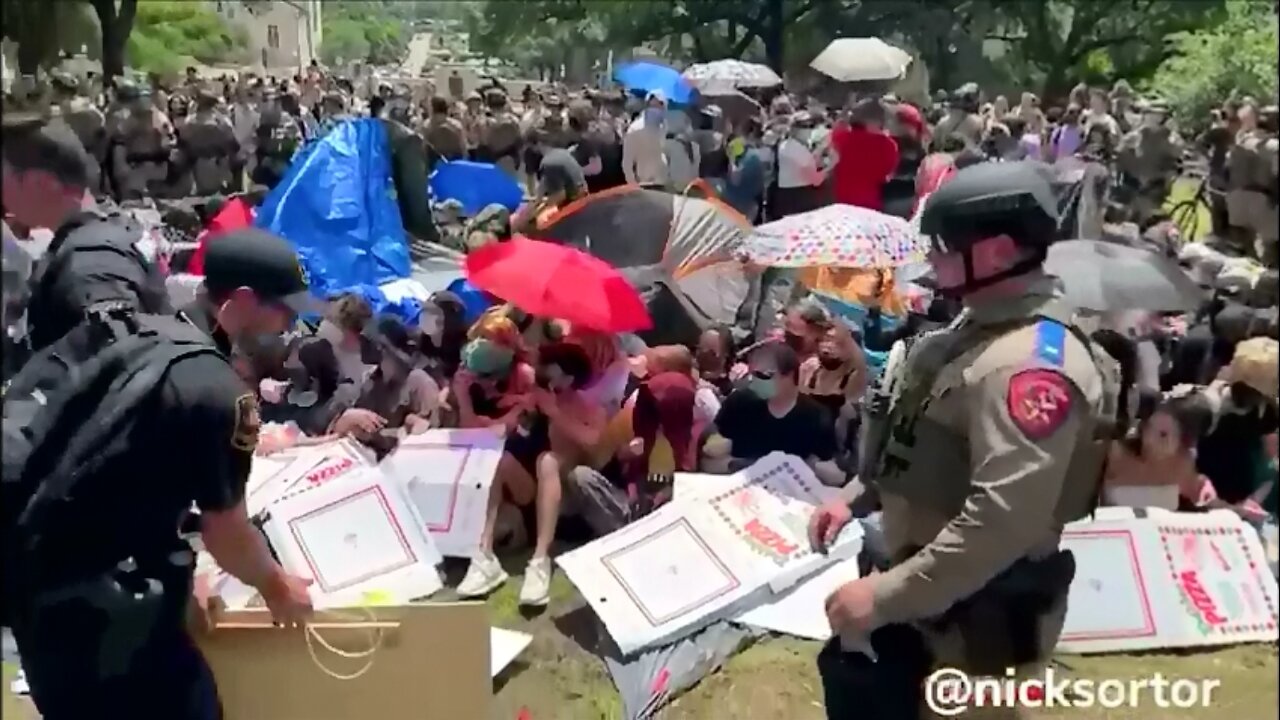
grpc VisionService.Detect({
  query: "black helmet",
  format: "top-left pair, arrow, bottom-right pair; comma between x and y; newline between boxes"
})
919,161 -> 1059,294
114,79 -> 141,102
50,71 -> 79,94
921,161 -> 1058,252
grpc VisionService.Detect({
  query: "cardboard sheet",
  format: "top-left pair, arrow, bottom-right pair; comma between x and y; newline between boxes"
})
379,428 -> 503,558
557,454 -> 861,655
490,628 -> 534,678
735,557 -> 861,640
199,604 -> 490,720
1058,507 -> 1279,654
263,468 -> 444,608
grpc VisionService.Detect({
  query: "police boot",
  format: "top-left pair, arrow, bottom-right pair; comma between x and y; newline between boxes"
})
817,624 -> 932,719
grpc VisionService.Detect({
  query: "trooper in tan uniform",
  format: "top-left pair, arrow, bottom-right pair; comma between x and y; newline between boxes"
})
422,95 -> 467,168
810,161 -> 1121,719
49,72 -> 107,196
479,89 -> 523,177
109,82 -> 175,201
1227,103 -> 1279,264
175,88 -> 239,196
1116,100 -> 1183,225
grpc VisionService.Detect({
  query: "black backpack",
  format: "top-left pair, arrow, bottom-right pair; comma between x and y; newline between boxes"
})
25,210 -> 172,353
1,307 -> 220,623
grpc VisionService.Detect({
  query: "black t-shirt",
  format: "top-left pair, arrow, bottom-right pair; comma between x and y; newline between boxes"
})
1196,403 -> 1279,504
714,389 -> 837,462
574,126 -> 625,193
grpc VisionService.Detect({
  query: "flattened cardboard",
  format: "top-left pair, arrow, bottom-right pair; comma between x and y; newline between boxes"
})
199,603 -> 489,720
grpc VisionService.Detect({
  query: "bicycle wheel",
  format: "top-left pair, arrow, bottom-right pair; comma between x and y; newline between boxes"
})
1169,197 -> 1209,241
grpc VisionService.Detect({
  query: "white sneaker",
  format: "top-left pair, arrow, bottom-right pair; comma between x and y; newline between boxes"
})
457,552 -> 508,598
518,556 -> 552,607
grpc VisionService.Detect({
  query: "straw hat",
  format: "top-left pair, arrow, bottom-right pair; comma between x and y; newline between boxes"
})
1225,337 -> 1279,399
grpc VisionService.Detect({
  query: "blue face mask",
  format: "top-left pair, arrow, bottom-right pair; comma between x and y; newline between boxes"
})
462,339 -> 514,377
748,375 -> 778,400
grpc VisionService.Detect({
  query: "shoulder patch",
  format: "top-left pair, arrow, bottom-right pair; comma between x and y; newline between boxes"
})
231,393 -> 261,452
1007,369 -> 1073,440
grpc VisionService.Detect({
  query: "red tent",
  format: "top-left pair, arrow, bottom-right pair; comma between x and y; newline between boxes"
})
187,197 -> 255,276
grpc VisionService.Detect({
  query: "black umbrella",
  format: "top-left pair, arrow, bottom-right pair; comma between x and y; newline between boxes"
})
1046,239 -> 1205,313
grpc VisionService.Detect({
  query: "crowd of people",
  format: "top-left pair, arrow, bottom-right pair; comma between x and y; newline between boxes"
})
2,58 -> 1278,720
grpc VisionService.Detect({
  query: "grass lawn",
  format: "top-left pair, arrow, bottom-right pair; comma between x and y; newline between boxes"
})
5,557 -> 1276,719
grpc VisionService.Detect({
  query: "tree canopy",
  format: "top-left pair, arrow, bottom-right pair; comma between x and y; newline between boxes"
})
319,1 -> 412,66
127,0 -> 249,75
469,0 -> 1240,99
1148,0 -> 1279,130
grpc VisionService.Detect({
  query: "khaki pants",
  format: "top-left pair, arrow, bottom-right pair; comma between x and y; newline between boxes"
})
1226,189 -> 1279,265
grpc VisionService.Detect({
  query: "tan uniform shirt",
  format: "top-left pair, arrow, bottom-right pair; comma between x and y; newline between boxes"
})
869,277 -> 1114,631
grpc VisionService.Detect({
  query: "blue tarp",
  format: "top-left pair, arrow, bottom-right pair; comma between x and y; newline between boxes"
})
256,118 -> 412,303
430,160 -> 524,217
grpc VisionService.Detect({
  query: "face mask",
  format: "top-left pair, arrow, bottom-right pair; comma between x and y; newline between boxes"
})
462,339 -> 514,377
643,108 -> 664,127
793,129 -> 812,144
419,307 -> 444,345
818,354 -> 844,371
748,375 -> 778,400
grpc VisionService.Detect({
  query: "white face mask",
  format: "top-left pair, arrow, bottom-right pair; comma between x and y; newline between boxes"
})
419,307 -> 443,345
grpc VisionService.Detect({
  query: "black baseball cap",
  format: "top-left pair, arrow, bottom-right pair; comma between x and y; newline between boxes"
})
203,227 -> 321,314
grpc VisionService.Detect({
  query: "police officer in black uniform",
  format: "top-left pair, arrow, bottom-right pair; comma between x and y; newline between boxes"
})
5,225 -> 317,719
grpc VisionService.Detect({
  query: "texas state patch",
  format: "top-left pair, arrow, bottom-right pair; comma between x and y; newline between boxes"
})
1006,369 -> 1073,440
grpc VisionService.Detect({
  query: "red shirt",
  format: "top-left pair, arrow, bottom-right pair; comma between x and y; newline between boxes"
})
830,122 -> 900,211
188,197 -> 255,275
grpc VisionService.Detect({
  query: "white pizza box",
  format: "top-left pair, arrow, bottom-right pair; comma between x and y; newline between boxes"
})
735,556 -> 862,641
262,466 -> 444,609
557,453 -> 860,655
247,439 -> 375,516
1058,506 -> 1279,654
379,428 -> 503,558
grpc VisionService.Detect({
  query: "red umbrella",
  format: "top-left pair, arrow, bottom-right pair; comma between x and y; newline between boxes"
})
188,197 -> 255,276
464,237 -> 652,332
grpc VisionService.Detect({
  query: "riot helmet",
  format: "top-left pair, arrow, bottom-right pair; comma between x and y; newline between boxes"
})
918,161 -> 1059,296
952,82 -> 980,113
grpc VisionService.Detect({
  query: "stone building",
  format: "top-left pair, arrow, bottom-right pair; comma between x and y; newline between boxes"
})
212,0 -> 322,72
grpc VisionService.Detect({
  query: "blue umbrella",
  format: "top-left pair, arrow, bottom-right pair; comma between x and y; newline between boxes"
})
429,160 -> 525,217
613,61 -> 695,105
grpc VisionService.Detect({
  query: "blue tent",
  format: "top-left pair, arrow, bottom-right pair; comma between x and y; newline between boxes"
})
256,118 -> 412,304
430,160 -> 524,217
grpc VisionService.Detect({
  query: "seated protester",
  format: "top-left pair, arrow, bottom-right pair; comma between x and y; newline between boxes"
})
705,341 -> 841,485
448,307 -> 536,432
327,315 -> 440,458
694,324 -> 737,400
315,292 -> 375,384
1103,394 -> 1213,511
1184,337 -> 1279,522
568,372 -> 701,535
458,341 -> 605,607
1164,301 -> 1270,389
503,304 -> 565,358
258,335 -> 346,437
416,290 -> 469,384
567,325 -> 630,417
634,344 -> 720,425
798,323 -> 868,456
511,148 -> 588,235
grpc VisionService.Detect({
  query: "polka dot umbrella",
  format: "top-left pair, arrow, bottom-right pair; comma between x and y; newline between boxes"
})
741,203 -> 929,269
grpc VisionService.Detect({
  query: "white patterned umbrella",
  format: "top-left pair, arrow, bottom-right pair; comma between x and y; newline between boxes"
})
682,59 -> 783,89
809,38 -> 912,83
742,204 -> 928,269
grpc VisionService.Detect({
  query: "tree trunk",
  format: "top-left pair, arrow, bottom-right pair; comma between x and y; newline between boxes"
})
762,0 -> 785,72
92,0 -> 139,84
16,38 -> 43,75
